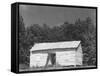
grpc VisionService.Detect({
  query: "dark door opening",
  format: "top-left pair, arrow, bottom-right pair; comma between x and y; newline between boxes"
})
45,53 -> 56,67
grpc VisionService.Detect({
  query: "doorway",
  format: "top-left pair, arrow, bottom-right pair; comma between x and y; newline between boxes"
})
45,53 -> 56,67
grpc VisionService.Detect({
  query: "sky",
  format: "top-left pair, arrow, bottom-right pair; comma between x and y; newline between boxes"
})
19,5 -> 96,27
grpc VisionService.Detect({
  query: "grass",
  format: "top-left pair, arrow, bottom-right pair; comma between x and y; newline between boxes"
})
19,64 -> 96,72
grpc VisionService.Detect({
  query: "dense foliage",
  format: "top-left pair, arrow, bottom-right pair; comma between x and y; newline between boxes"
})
19,16 -> 96,66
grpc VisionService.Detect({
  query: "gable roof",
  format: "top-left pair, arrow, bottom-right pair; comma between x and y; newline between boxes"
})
30,41 -> 81,51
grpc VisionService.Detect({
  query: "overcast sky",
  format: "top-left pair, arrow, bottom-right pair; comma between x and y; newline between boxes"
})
19,5 -> 96,27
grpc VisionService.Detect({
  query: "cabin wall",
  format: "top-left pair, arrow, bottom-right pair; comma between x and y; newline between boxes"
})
76,44 -> 83,65
30,53 -> 48,67
56,50 -> 76,66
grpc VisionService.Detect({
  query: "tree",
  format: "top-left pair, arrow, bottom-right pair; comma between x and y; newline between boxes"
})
19,16 -> 30,65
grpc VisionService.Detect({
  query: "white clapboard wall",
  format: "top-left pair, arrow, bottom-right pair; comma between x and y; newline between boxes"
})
56,51 -> 76,66
76,44 -> 83,65
30,53 -> 48,67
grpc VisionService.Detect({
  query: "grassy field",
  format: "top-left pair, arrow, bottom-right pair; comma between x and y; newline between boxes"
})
19,64 -> 96,72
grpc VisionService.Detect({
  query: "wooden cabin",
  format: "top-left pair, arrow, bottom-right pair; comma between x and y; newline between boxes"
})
29,41 -> 83,68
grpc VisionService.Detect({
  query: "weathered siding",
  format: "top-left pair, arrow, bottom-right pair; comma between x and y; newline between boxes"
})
30,53 -> 48,67
56,51 -> 76,66
76,44 -> 83,65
